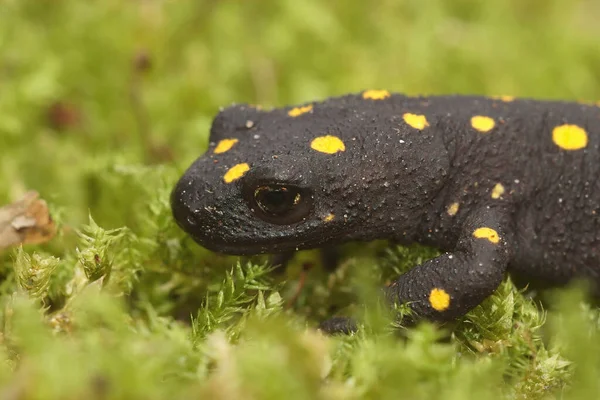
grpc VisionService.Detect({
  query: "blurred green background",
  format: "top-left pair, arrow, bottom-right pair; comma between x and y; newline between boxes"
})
2,0 -> 600,226
1,0 -> 600,399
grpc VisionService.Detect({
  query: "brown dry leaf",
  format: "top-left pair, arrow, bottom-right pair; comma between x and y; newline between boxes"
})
0,191 -> 56,251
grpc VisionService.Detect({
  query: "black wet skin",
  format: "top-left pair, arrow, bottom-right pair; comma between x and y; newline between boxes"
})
171,92 -> 600,322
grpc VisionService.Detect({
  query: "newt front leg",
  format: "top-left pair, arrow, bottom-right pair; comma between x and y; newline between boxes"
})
388,207 -> 513,321
320,208 -> 513,333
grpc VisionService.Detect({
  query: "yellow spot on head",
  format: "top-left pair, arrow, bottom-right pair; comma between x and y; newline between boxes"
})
471,116 -> 495,133
223,163 -> 250,183
491,95 -> 515,102
491,183 -> 505,199
323,213 -> 335,222
552,124 -> 588,151
362,90 -> 391,100
447,202 -> 459,216
288,104 -> 313,117
310,135 -> 345,154
473,227 -> 500,244
403,113 -> 429,130
214,138 -> 239,154
429,288 -> 450,311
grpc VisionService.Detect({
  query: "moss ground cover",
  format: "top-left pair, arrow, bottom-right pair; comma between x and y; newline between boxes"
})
1,1 -> 600,398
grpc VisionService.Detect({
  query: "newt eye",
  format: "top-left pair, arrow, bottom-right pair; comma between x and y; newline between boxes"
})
250,184 -> 312,224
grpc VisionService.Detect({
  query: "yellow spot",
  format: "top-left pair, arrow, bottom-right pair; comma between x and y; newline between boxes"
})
362,90 -> 391,100
470,116 -> 495,133
447,202 -> 459,216
429,288 -> 450,311
403,113 -> 429,130
288,104 -> 313,117
323,213 -> 335,222
491,183 -> 505,199
311,135 -> 345,154
491,95 -> 515,102
552,124 -> 588,151
214,138 -> 239,154
223,163 -> 250,183
473,227 -> 500,244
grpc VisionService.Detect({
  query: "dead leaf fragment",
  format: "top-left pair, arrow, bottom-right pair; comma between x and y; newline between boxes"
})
0,191 -> 56,251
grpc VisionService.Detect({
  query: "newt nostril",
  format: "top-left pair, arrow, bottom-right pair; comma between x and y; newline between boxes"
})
185,214 -> 198,228
171,184 -> 196,233
172,202 -> 201,234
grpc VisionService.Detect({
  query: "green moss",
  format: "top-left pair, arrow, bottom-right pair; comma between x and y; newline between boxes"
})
2,0 -> 600,398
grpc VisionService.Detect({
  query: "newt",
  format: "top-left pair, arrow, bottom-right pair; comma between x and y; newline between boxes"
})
171,91 -> 600,330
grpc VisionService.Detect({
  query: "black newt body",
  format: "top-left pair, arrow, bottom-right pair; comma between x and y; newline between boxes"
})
171,90 -> 600,323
